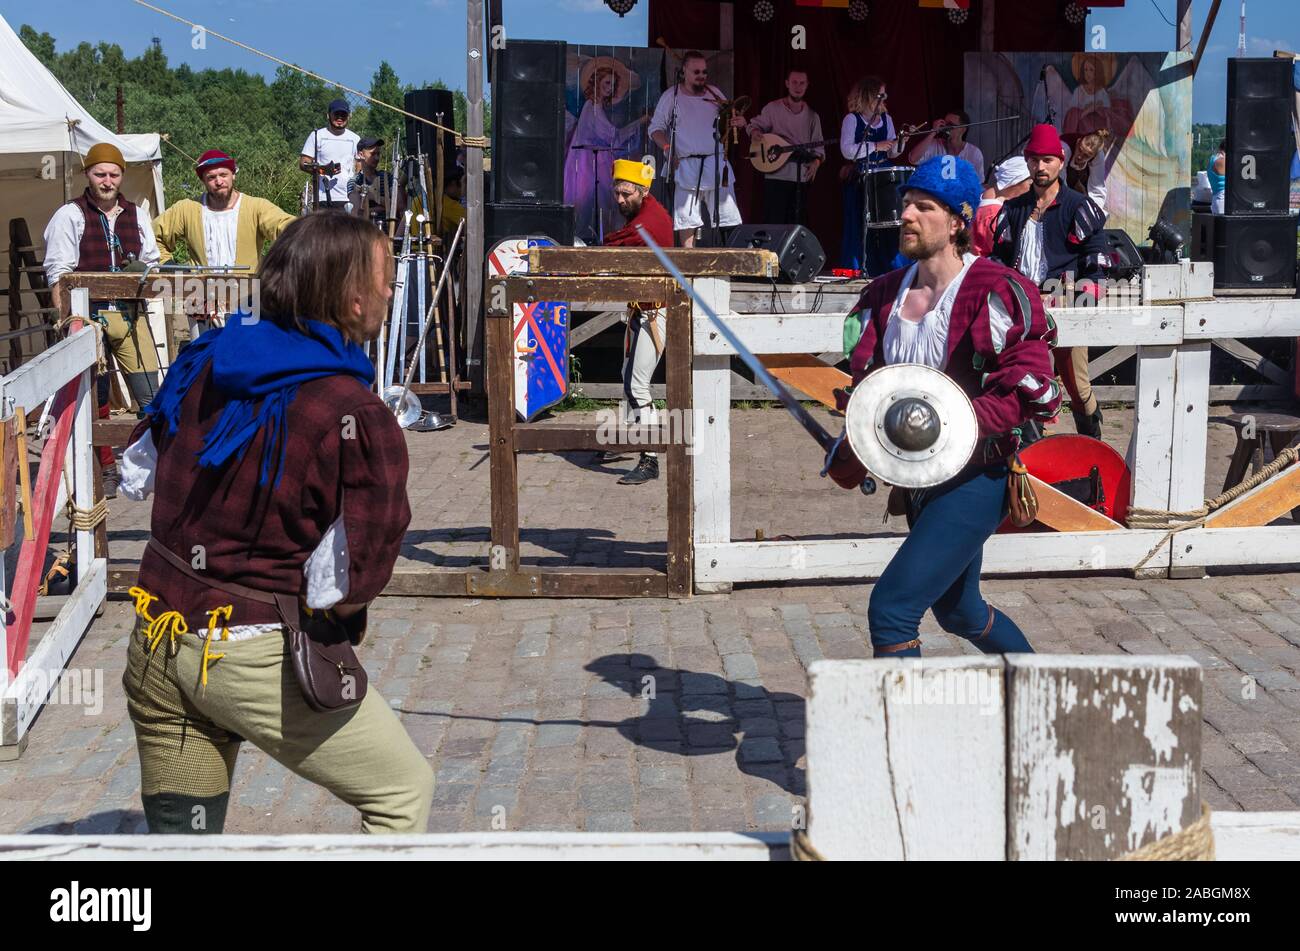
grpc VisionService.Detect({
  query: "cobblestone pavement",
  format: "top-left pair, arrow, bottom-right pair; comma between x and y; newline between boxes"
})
3,404 -> 1299,834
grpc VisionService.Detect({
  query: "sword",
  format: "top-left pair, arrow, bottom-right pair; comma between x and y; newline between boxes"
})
635,228 -> 874,494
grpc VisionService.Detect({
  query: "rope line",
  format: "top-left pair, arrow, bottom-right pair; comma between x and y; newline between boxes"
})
131,0 -> 478,146
1126,446 -> 1300,571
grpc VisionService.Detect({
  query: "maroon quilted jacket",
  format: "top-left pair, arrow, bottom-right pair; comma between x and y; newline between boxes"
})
845,255 -> 1063,465
130,366 -> 411,629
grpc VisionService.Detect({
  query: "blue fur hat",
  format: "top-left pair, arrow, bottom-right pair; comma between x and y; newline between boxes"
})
898,154 -> 983,225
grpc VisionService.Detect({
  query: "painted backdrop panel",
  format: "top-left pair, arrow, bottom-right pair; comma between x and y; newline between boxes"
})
965,52 -> 1193,244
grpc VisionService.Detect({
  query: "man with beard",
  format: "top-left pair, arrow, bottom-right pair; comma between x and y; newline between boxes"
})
599,158 -> 674,484
300,99 -> 360,210
44,142 -> 162,496
745,68 -> 825,225
153,149 -> 296,335
991,124 -> 1108,438
648,51 -> 747,247
904,109 -> 986,183
824,155 -> 1061,658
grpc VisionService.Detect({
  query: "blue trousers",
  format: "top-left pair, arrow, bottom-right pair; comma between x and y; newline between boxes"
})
868,464 -> 1034,658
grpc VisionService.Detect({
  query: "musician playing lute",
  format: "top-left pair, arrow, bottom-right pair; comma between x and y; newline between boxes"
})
745,68 -> 825,226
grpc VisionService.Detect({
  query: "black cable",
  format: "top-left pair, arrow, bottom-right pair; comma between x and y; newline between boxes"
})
1146,0 -> 1176,29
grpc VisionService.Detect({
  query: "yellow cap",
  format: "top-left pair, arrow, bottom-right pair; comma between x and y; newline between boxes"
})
83,143 -> 126,172
612,158 -> 654,188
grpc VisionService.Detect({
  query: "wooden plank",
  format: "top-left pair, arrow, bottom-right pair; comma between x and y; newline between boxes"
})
72,371 -> 95,584
407,382 -> 472,396
0,831 -> 788,860
694,530 -> 1173,584
1173,526 -> 1300,569
0,558 -> 106,748
514,423 -> 669,454
1170,342 -> 1211,517
665,294 -> 694,599
569,310 -> 624,348
805,658 -> 1006,860
1211,812 -> 1300,861
93,417 -> 141,447
1126,345 -> 1177,572
1185,298 -> 1300,338
759,354 -> 848,411
505,276 -> 680,305
1212,338 -> 1292,386
485,311 -> 519,573
692,279 -> 732,592
1006,655 -> 1202,860
528,247 -> 779,278
466,568 -> 667,599
1205,464 -> 1300,528
574,381 -> 775,403
1049,306 -> 1183,348
695,313 -> 840,357
730,285 -> 864,314
1086,346 -> 1135,380
1028,476 -> 1122,532
0,328 -> 95,413
1208,384 -> 1291,402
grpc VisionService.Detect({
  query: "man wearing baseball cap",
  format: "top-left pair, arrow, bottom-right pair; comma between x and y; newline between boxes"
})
599,158 -> 674,485
825,154 -> 1061,659
990,124 -> 1108,438
44,142 -> 163,495
300,98 -> 360,210
348,136 -> 403,228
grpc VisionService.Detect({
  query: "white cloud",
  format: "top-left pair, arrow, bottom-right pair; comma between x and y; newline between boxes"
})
1247,36 -> 1293,56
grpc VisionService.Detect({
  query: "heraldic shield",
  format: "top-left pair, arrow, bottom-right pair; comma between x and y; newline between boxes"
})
487,237 -> 571,421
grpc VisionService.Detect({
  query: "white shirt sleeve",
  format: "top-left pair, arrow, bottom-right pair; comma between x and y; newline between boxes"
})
119,429 -> 157,500
42,203 -> 84,286
647,89 -> 673,142
136,206 -> 160,267
301,132 -> 316,159
839,113 -> 861,162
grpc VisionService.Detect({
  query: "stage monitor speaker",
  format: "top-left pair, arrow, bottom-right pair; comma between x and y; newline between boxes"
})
1225,58 -> 1293,214
726,224 -> 826,283
492,40 -> 566,203
404,89 -> 458,174
1191,213 -> 1297,289
487,202 -> 575,248
1098,228 -> 1143,280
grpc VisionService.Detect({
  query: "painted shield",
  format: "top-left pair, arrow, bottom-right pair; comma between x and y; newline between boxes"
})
997,434 -> 1133,532
845,363 -> 979,489
487,237 -> 571,421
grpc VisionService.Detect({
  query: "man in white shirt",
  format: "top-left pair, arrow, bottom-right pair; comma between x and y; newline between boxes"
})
905,110 -> 986,183
43,142 -> 162,495
648,51 -> 747,247
300,99 -> 360,210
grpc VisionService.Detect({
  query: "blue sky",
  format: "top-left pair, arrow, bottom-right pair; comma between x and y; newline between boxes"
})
4,0 -> 1291,123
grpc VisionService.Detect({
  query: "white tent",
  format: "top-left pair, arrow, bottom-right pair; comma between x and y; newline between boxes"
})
0,13 -> 166,368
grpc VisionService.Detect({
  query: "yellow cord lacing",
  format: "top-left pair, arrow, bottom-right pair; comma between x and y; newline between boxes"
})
200,604 -> 233,687
128,584 -> 233,686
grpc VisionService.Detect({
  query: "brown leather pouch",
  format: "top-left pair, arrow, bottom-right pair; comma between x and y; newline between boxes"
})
886,485 -> 908,518
1007,454 -> 1039,528
146,538 -> 367,713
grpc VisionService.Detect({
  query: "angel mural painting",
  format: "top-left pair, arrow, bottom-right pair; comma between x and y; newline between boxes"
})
564,55 -> 651,244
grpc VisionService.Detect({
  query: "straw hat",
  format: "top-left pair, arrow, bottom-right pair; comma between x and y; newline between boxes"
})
580,55 -> 641,105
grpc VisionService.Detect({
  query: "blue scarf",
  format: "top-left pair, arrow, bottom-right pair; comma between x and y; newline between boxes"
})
145,315 -> 374,486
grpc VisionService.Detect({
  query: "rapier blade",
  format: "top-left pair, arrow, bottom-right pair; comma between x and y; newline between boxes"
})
635,227 -> 837,454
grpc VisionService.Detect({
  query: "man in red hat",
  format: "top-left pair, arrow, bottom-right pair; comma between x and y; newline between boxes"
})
153,149 -> 295,334
990,123 -> 1108,439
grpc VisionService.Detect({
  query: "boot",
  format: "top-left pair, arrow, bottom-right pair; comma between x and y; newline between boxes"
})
102,462 -> 120,500
1073,405 -> 1103,440
126,372 -> 160,417
596,448 -> 631,464
618,453 -> 659,485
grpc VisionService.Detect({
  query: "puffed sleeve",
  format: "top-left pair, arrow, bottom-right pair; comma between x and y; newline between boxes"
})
336,401 -> 411,604
974,270 -> 1062,444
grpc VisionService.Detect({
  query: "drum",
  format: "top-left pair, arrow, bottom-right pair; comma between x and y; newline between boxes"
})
864,165 -> 911,227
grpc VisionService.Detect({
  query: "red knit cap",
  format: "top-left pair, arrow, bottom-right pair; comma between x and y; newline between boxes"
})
1024,124 -> 1064,160
195,149 -> 237,178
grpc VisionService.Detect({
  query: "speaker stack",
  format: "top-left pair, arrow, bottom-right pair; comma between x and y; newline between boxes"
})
1192,58 -> 1297,291
404,89 -> 459,176
487,39 -> 574,247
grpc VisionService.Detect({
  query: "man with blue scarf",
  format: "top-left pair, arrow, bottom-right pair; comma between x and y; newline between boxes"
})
119,212 -> 433,834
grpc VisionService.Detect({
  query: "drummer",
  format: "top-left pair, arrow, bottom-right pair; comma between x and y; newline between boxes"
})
839,76 -> 898,270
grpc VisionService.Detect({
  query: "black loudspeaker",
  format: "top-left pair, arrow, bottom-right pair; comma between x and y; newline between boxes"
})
486,202 -> 575,248
1098,228 -> 1143,279
492,40 -> 566,203
727,224 -> 826,283
1191,213 -> 1298,289
404,89 -> 458,174
1225,58 -> 1293,215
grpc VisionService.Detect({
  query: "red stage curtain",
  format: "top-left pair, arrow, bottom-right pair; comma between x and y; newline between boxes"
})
647,0 -> 1082,258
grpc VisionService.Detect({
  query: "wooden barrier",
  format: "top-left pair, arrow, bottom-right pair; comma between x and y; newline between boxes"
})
0,322 -> 104,758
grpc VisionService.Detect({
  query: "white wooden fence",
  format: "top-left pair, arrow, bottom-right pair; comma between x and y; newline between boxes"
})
0,319 -> 105,755
692,263 -> 1300,589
